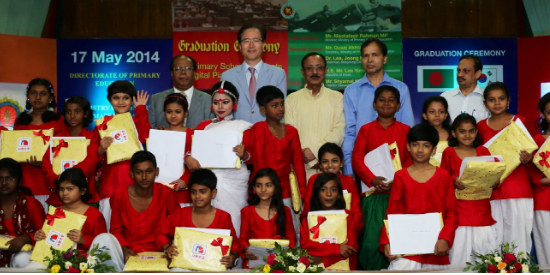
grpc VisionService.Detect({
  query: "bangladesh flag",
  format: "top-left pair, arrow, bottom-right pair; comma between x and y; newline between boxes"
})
417,66 -> 457,92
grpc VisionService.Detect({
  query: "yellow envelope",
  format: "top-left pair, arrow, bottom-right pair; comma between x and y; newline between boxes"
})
249,239 -> 290,248
169,227 -> 232,271
0,129 -> 54,162
457,161 -> 506,200
50,138 -> 90,176
0,235 -> 32,251
124,252 -> 169,272
429,141 -> 449,167
533,137 -> 550,179
389,142 -> 402,171
95,113 -> 142,164
383,213 -> 444,257
30,206 -> 87,264
289,171 -> 302,213
486,121 -> 538,181
343,192 -> 351,210
308,211 -> 349,271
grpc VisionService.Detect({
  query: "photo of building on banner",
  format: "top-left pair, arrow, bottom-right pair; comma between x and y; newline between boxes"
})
287,0 -> 401,33
172,0 -> 288,32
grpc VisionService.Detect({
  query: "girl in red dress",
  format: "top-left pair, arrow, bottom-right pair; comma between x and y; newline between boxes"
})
240,168 -> 297,268
421,96 -> 451,142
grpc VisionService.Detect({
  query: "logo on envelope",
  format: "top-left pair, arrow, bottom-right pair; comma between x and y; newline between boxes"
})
61,160 -> 77,171
111,130 -> 128,144
320,237 -> 337,244
16,138 -> 31,152
191,243 -> 207,261
139,256 -> 157,260
45,230 -> 65,248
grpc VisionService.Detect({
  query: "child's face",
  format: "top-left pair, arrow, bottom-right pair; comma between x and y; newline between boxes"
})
190,184 -> 216,207
422,101 -> 448,127
212,93 -> 234,119
260,98 -> 285,121
0,169 -> 18,196
110,92 -> 133,114
58,181 -> 85,205
541,102 -> 550,126
373,90 -> 400,119
253,176 -> 275,201
484,89 -> 509,116
452,122 -> 477,147
407,141 -> 435,163
65,103 -> 87,128
164,102 -> 187,127
27,85 -> 52,110
320,152 -> 343,174
130,161 -> 158,189
319,180 -> 340,210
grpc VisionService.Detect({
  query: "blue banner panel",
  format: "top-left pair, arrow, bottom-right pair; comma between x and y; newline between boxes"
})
402,38 -> 518,124
57,39 -> 173,127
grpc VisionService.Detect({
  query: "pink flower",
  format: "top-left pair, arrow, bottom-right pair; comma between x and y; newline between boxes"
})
67,267 -> 80,273
514,263 -> 522,272
299,256 -> 310,266
504,253 -> 517,264
488,264 -> 497,273
267,254 -> 278,265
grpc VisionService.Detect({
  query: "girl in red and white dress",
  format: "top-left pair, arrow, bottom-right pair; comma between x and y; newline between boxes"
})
421,96 -> 451,142
13,78 -> 67,211
476,82 -> 533,253
190,80 -> 252,235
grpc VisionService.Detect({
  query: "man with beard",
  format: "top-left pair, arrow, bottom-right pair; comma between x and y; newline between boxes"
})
285,52 -> 345,180
440,55 -> 490,123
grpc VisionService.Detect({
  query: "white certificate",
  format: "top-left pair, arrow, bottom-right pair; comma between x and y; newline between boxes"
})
361,143 -> 395,193
148,129 -> 186,183
388,213 -> 442,255
191,130 -> 242,169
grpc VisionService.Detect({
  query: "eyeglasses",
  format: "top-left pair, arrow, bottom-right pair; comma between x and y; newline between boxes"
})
0,177 -> 16,183
240,38 -> 263,44
305,66 -> 326,72
173,66 -> 194,73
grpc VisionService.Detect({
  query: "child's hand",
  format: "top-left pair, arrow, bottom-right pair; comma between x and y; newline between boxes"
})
5,235 -> 31,252
67,229 -> 85,245
34,229 -> 46,241
98,137 -> 114,155
371,176 -> 387,188
166,244 -> 179,259
434,239 -> 449,256
26,155 -> 41,168
383,244 -> 398,262
172,179 -> 187,191
541,178 -> 550,186
220,253 -> 236,268
133,90 -> 150,107
310,256 -> 323,265
243,246 -> 258,260
339,239 -> 357,258
519,150 -> 532,165
185,156 -> 201,172
302,148 -> 316,163
454,178 -> 466,190
233,144 -> 248,160
122,246 -> 138,263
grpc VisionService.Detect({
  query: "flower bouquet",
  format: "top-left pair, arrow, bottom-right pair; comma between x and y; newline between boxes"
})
250,242 -> 324,273
43,244 -> 115,273
464,242 -> 542,273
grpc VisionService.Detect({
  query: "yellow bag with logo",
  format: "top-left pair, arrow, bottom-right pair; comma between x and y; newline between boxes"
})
429,141 -> 449,167
0,235 -> 32,251
289,171 -> 302,213
124,252 -> 169,272
308,210 -> 349,270
0,129 -> 53,162
50,138 -> 90,175
456,160 -> 506,200
169,227 -> 232,271
388,141 -> 402,171
249,239 -> 290,248
95,113 -> 142,164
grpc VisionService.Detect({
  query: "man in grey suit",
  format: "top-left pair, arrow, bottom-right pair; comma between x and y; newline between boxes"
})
149,55 -> 212,129
221,24 -> 287,124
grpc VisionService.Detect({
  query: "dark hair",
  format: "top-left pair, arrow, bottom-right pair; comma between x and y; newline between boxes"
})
211,81 -> 239,104
459,54 -> 483,72
360,38 -> 387,57
538,93 -> 550,133
237,24 -> 266,42
483,81 -> 510,101
163,93 -> 189,113
421,96 -> 452,133
310,173 -> 346,211
247,168 -> 286,237
318,142 -> 343,162
448,113 -> 481,147
375,5 -> 401,24
256,85 -> 284,107
170,55 -> 197,72
130,151 -> 157,170
107,80 -> 137,101
301,52 -> 327,69
55,168 -> 92,203
16,78 -> 60,126
188,168 -> 217,190
373,85 -> 400,103
407,123 -> 439,148
62,96 -> 93,127
0,158 -> 33,196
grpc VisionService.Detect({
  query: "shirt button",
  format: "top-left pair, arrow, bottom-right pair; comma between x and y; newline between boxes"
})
251,111 -> 254,114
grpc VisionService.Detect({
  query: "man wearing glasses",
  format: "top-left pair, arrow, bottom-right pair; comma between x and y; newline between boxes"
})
221,24 -> 287,124
285,52 -> 345,180
148,55 -> 212,128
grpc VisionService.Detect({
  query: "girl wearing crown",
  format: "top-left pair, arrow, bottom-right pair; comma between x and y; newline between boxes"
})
190,81 -> 253,236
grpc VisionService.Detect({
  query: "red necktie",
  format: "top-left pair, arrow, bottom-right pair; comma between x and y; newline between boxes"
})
248,67 -> 256,103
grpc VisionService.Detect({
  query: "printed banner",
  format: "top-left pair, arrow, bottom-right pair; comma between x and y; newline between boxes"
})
402,38 -> 518,124
288,32 -> 402,90
173,31 -> 288,90
57,39 -> 173,126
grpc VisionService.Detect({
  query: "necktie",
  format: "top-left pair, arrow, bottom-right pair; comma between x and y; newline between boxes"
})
248,67 -> 256,103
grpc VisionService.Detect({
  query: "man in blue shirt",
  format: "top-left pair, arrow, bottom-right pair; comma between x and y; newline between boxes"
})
342,38 -> 414,176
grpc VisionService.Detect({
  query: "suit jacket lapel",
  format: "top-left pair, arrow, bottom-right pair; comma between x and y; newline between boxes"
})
237,65 -> 252,105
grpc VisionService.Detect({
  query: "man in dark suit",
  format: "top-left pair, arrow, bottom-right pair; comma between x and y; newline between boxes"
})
149,55 -> 212,128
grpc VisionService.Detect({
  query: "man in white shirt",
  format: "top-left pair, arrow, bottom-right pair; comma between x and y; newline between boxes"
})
440,55 -> 490,123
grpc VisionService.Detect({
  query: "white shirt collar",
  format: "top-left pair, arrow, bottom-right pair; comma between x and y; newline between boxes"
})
454,84 -> 483,97
242,60 -> 264,73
